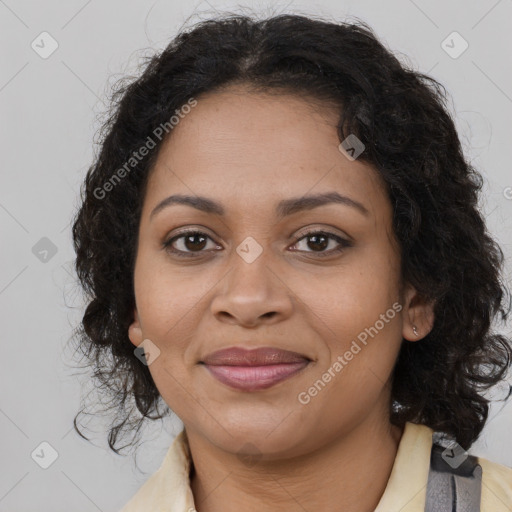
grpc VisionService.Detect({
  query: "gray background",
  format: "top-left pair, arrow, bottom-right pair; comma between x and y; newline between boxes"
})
1,0 -> 511,510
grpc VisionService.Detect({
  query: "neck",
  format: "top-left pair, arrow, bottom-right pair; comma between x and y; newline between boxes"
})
188,415 -> 404,512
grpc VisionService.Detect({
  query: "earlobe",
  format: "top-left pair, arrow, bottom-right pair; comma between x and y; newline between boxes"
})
401,283 -> 435,342
128,307 -> 144,347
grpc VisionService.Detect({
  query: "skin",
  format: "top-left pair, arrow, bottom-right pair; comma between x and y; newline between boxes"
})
128,84 -> 435,512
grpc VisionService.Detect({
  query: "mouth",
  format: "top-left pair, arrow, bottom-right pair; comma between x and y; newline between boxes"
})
199,346 -> 312,391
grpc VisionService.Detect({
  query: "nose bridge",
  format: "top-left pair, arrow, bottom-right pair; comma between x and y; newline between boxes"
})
210,233 -> 293,323
226,234 -> 275,297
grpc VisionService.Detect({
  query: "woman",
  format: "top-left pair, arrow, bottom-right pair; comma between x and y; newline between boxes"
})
70,13 -> 512,512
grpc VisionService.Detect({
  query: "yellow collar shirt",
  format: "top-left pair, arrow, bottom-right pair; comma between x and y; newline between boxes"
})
119,421 -> 512,512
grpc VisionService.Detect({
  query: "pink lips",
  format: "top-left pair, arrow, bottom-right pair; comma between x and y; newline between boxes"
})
200,347 -> 311,391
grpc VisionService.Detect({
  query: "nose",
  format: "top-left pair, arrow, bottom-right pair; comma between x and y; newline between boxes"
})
209,249 -> 294,328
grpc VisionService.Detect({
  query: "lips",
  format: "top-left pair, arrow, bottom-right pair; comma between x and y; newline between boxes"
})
200,346 -> 312,391
200,346 -> 311,366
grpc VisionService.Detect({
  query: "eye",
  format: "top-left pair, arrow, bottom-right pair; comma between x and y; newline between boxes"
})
163,230 -> 220,258
290,230 -> 352,257
162,228 -> 352,259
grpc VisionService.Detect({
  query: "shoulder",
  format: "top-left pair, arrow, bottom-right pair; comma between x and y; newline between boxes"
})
478,455 -> 512,511
118,468 -> 167,512
118,429 -> 195,512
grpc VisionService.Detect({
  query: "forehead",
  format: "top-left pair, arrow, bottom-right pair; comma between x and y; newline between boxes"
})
143,87 -> 389,221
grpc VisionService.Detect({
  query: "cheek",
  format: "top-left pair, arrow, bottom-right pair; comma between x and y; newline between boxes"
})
295,252 -> 403,380
297,260 -> 400,338
135,272 -> 200,402
135,256 -> 205,335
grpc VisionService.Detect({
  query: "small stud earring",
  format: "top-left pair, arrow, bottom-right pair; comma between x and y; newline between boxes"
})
412,325 -> 419,337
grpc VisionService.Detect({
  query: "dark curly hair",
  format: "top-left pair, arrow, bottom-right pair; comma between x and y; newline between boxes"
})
69,12 -> 512,454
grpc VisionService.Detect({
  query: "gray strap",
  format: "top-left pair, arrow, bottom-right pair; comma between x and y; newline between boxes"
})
425,443 -> 482,512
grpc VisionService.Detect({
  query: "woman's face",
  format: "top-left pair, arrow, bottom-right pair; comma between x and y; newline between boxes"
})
128,85 -> 432,457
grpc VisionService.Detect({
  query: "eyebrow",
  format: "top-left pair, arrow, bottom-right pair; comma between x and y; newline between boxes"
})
149,191 -> 370,221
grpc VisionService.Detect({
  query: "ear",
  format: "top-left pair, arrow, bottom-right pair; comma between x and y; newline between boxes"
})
401,283 -> 435,342
128,307 -> 144,347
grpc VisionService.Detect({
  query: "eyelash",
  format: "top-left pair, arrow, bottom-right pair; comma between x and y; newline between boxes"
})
162,229 -> 352,258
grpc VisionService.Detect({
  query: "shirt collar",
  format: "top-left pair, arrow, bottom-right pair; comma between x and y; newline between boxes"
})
374,421 -> 434,511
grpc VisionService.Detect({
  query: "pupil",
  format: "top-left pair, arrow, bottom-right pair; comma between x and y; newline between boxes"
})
182,234 -> 330,252
308,234 -> 328,251
185,234 -> 207,251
